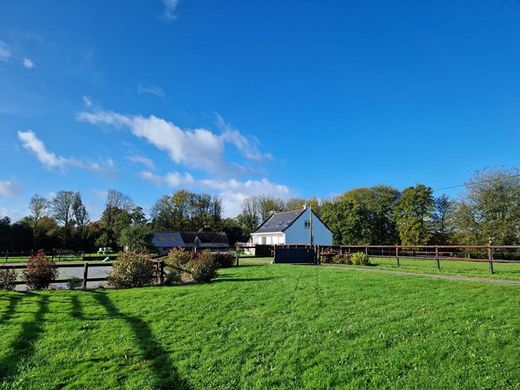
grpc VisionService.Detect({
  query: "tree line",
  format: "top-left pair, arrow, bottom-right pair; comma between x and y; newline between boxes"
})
0,168 -> 518,252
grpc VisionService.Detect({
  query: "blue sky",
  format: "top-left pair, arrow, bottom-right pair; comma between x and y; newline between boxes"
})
1,0 -> 519,219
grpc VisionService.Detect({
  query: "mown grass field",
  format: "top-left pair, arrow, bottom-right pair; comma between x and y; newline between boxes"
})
330,256 -> 520,280
1,262 -> 519,389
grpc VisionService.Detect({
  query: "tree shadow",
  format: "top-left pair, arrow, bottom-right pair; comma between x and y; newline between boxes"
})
70,295 -> 83,319
90,291 -> 191,389
0,294 -> 49,379
214,277 -> 276,283
0,294 -> 22,324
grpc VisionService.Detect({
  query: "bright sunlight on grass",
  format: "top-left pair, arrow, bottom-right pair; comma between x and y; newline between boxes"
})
1,263 -> 519,389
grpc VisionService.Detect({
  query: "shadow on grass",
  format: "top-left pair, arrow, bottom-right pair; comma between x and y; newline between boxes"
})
90,291 -> 191,389
214,277 -> 276,283
0,294 -> 49,379
236,264 -> 269,268
0,294 -> 22,324
70,295 -> 83,319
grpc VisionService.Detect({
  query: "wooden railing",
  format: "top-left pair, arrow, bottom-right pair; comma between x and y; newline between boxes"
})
0,260 -> 166,289
316,245 -> 520,274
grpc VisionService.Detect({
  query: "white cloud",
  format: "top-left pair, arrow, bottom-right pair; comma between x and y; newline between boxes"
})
138,171 -> 292,217
0,41 -> 10,62
18,130 -> 66,169
90,189 -> 109,200
139,170 -> 194,187
22,57 -> 35,69
17,130 -> 114,173
82,95 -> 93,107
200,178 -> 292,217
126,155 -> 155,169
216,114 -> 273,161
137,84 -> 164,97
78,109 -> 273,173
78,110 -> 225,172
162,0 -> 179,20
0,181 -> 21,197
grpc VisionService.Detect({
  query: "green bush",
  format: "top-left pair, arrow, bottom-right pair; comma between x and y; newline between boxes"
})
166,248 -> 192,271
67,277 -> 83,290
214,252 -> 236,268
0,269 -> 17,290
23,250 -> 59,290
351,252 -> 370,266
333,253 -> 352,264
107,252 -> 155,288
165,268 -> 182,283
187,251 -> 218,282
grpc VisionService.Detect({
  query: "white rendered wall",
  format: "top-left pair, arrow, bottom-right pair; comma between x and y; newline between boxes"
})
284,209 -> 333,245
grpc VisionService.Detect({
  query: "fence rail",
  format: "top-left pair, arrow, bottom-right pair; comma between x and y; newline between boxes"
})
0,260 -> 166,289
317,244 -> 520,273
237,243 -> 520,274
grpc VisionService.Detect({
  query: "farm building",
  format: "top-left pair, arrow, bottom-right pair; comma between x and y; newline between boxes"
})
250,207 -> 333,246
152,231 -> 229,255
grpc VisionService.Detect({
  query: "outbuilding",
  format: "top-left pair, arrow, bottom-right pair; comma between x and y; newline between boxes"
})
152,231 -> 229,255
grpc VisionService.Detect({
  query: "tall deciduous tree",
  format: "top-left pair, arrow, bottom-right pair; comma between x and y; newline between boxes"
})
151,190 -> 222,232
99,190 -> 134,247
453,168 -> 520,245
392,184 -> 435,245
28,194 -> 49,244
431,194 -> 455,244
51,191 -> 77,245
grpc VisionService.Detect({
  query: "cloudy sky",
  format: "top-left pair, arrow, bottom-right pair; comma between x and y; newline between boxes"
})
1,0 -> 519,219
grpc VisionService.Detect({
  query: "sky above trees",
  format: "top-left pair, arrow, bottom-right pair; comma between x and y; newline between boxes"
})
1,0 -> 519,219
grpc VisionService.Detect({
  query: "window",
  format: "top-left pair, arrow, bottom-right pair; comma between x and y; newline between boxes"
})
304,220 -> 311,229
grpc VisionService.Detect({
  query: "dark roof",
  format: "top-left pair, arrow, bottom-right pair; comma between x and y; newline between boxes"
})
253,210 -> 305,233
152,231 -> 228,247
180,231 -> 228,245
152,232 -> 184,247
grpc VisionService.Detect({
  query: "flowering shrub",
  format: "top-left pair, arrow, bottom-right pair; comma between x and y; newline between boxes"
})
333,253 -> 352,265
165,249 -> 192,271
0,269 -> 17,290
187,251 -> 218,282
23,250 -> 58,290
107,252 -> 155,288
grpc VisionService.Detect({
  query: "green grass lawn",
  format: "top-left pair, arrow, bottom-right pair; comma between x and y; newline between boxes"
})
351,256 -> 520,280
1,263 -> 519,389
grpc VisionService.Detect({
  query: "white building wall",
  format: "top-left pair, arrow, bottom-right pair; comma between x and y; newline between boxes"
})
284,209 -> 333,245
251,233 -> 285,245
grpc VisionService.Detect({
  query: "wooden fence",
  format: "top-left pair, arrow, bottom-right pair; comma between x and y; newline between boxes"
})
236,243 -> 520,274
1,249 -> 119,262
317,245 -> 520,274
0,260 -> 166,289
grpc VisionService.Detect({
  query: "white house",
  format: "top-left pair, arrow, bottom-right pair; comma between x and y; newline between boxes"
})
250,207 -> 333,246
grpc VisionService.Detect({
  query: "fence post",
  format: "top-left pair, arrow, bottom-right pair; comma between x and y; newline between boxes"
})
488,246 -> 494,274
395,245 -> 400,267
435,245 -> 440,270
5,250 -> 8,262
155,261 -> 159,284
159,261 -> 165,284
82,263 -> 89,290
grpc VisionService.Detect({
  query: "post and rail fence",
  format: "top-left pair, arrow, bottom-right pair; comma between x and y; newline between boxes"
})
316,244 -> 520,273
236,243 -> 520,274
0,260 -> 166,289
